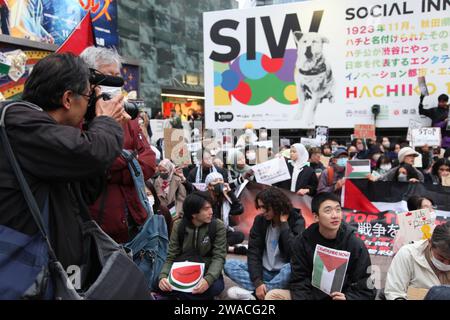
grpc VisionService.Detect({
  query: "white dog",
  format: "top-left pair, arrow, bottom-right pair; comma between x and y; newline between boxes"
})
293,31 -> 335,127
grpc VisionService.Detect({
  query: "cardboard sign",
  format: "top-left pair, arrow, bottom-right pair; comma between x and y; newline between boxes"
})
252,157 -> 291,185
149,119 -> 165,144
345,160 -> 371,179
354,124 -> 376,141
442,175 -> 450,187
164,128 -> 192,166
411,127 -> 441,147
418,76 -> 429,96
312,245 -> 350,295
407,119 -> 423,142
397,208 -> 435,245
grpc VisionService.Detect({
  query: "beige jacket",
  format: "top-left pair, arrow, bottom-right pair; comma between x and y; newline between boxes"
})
385,240 -> 440,300
154,175 -> 186,218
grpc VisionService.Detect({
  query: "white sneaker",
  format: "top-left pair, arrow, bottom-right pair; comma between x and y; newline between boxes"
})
227,286 -> 256,300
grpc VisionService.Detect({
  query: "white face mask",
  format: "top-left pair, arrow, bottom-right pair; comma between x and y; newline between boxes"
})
431,253 -> 450,272
398,173 -> 408,182
247,152 -> 256,161
380,164 -> 392,171
100,85 -> 122,98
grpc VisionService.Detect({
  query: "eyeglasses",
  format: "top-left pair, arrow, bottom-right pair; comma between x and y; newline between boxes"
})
77,91 -> 92,101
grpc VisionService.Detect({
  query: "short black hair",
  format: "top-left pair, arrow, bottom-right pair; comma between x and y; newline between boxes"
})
438,94 -> 449,102
182,191 -> 212,221
22,53 -> 90,111
431,221 -> 450,255
311,192 -> 341,215
255,187 -> 292,216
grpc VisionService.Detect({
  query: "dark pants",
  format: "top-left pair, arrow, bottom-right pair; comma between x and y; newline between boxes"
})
160,275 -> 224,300
227,229 -> 245,247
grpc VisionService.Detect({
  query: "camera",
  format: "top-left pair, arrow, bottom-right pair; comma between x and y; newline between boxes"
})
84,69 -> 140,123
101,92 -> 140,120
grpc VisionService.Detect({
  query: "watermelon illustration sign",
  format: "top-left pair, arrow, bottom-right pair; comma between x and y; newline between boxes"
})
168,262 -> 205,293
312,245 -> 350,295
203,0 -> 450,129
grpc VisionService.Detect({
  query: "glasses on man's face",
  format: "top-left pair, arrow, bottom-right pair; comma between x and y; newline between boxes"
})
77,90 -> 93,101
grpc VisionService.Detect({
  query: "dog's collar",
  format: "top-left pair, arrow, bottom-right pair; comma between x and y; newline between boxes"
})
299,62 -> 327,76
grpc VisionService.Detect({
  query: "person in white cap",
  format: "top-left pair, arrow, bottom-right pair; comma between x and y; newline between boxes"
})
369,146 -> 424,182
204,172 -> 247,254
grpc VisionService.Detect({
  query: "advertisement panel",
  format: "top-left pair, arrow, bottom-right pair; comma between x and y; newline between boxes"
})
204,0 -> 450,129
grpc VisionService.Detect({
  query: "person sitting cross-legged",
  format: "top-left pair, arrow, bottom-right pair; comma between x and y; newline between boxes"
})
224,187 -> 305,300
265,192 -> 376,300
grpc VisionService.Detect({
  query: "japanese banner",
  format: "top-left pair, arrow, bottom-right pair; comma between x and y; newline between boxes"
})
204,0 -> 450,129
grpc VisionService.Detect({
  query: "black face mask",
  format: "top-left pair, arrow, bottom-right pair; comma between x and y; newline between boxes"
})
160,172 -> 170,180
213,184 -> 223,195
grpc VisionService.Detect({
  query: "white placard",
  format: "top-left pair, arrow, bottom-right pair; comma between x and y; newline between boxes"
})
412,127 -> 441,147
300,137 -> 321,148
407,119 -> 423,142
252,158 -> 291,185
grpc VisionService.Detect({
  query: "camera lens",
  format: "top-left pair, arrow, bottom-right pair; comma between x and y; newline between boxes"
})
124,101 -> 139,120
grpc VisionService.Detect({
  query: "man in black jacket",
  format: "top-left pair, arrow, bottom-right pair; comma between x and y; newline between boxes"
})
224,187 -> 305,300
0,53 -> 124,272
419,93 -> 450,148
266,192 -> 376,300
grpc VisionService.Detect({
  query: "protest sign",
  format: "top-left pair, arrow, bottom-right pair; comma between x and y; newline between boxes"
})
255,140 -> 274,149
407,119 -> 423,142
164,128 -> 191,166
354,124 -> 376,141
150,119 -> 165,144
345,160 -> 370,179
418,76 -> 429,96
442,176 -> 450,187
312,245 -> 350,295
397,208 -> 435,244
252,158 -> 290,185
411,127 -> 441,147
315,126 -> 329,145
413,153 -> 423,168
300,137 -> 321,148
280,139 -> 291,147
168,261 -> 205,293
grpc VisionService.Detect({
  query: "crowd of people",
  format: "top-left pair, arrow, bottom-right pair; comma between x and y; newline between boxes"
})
1,49 -> 450,301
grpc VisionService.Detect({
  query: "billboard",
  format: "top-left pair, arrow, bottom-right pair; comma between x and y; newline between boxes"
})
0,0 -> 118,47
204,0 -> 450,129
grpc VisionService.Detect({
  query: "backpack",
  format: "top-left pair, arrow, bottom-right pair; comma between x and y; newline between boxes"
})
175,218 -> 217,263
122,150 -> 169,291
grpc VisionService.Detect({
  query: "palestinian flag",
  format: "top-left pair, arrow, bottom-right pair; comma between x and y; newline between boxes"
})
345,160 -> 371,179
343,179 -> 450,217
312,245 -> 350,295
168,261 -> 205,293
0,52 -> 11,75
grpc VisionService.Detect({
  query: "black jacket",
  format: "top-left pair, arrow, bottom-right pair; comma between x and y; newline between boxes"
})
211,191 -> 244,227
290,222 -> 376,300
248,209 -> 305,288
274,160 -> 318,196
0,103 -> 123,268
187,165 -> 228,184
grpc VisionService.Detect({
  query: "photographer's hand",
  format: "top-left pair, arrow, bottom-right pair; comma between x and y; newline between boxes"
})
95,88 -> 126,123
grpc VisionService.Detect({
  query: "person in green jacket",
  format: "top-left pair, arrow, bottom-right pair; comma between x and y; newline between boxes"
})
158,191 -> 227,300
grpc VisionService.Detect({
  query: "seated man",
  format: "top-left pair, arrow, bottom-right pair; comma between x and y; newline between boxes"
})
224,187 -> 305,300
266,192 -> 376,300
157,192 -> 227,300
204,172 -> 247,254
385,221 -> 450,300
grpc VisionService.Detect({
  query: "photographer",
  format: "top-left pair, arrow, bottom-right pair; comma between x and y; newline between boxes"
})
0,53 -> 124,269
80,46 -> 156,244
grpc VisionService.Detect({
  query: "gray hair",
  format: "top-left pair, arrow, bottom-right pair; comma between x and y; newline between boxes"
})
80,46 -> 123,70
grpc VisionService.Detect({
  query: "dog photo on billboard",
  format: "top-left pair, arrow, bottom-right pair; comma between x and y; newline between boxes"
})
293,31 -> 335,127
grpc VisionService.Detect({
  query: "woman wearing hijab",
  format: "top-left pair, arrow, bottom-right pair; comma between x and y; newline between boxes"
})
275,143 -> 318,196
153,159 -> 192,222
226,149 -> 254,190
